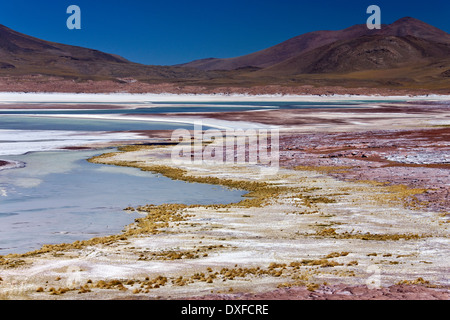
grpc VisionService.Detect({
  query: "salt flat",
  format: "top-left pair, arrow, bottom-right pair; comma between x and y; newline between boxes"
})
1,92 -> 450,105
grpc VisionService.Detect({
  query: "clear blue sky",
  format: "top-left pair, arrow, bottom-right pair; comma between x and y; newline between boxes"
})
0,0 -> 449,66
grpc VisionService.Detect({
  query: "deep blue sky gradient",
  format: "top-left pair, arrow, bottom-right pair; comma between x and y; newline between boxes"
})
0,0 -> 449,65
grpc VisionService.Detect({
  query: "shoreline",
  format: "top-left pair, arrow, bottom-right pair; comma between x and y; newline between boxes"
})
0,159 -> 25,171
18,114 -> 273,131
0,98 -> 448,300
0,129 -> 150,157
0,141 -> 448,300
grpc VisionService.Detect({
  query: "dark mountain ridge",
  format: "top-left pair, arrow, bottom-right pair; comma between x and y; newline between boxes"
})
179,17 -> 450,72
0,24 -> 212,80
0,17 -> 449,91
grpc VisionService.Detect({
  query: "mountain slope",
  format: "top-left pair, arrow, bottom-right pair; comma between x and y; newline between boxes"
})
377,17 -> 450,43
0,18 -> 449,91
258,35 -> 450,75
178,24 -> 375,71
179,17 -> 450,71
0,24 -> 212,80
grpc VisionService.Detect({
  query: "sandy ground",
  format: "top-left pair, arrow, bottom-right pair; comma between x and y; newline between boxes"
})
0,76 -> 450,95
0,98 -> 448,300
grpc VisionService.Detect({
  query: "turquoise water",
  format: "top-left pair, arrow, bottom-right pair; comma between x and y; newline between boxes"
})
0,149 -> 246,255
0,100 -> 384,131
0,100 -> 379,117
0,115 -> 207,131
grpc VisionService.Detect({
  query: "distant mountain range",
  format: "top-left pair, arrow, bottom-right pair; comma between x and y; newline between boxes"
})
180,17 -> 450,73
0,24 -> 213,81
1,17 -> 450,90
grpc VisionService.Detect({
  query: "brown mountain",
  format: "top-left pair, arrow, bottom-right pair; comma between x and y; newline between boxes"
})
259,35 -> 450,75
0,17 -> 449,92
179,17 -> 450,72
178,25 -> 375,71
0,24 -> 212,81
377,17 -> 450,43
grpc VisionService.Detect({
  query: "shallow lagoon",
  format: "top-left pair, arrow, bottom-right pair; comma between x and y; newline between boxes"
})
0,149 -> 246,255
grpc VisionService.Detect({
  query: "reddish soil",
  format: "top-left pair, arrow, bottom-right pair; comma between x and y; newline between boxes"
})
60,146 -> 95,150
128,126 -> 450,213
1,75 -> 449,95
160,126 -> 450,213
276,128 -> 450,212
155,102 -> 450,213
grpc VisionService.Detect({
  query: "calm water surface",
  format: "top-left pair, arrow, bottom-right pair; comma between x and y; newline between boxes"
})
0,150 -> 246,255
